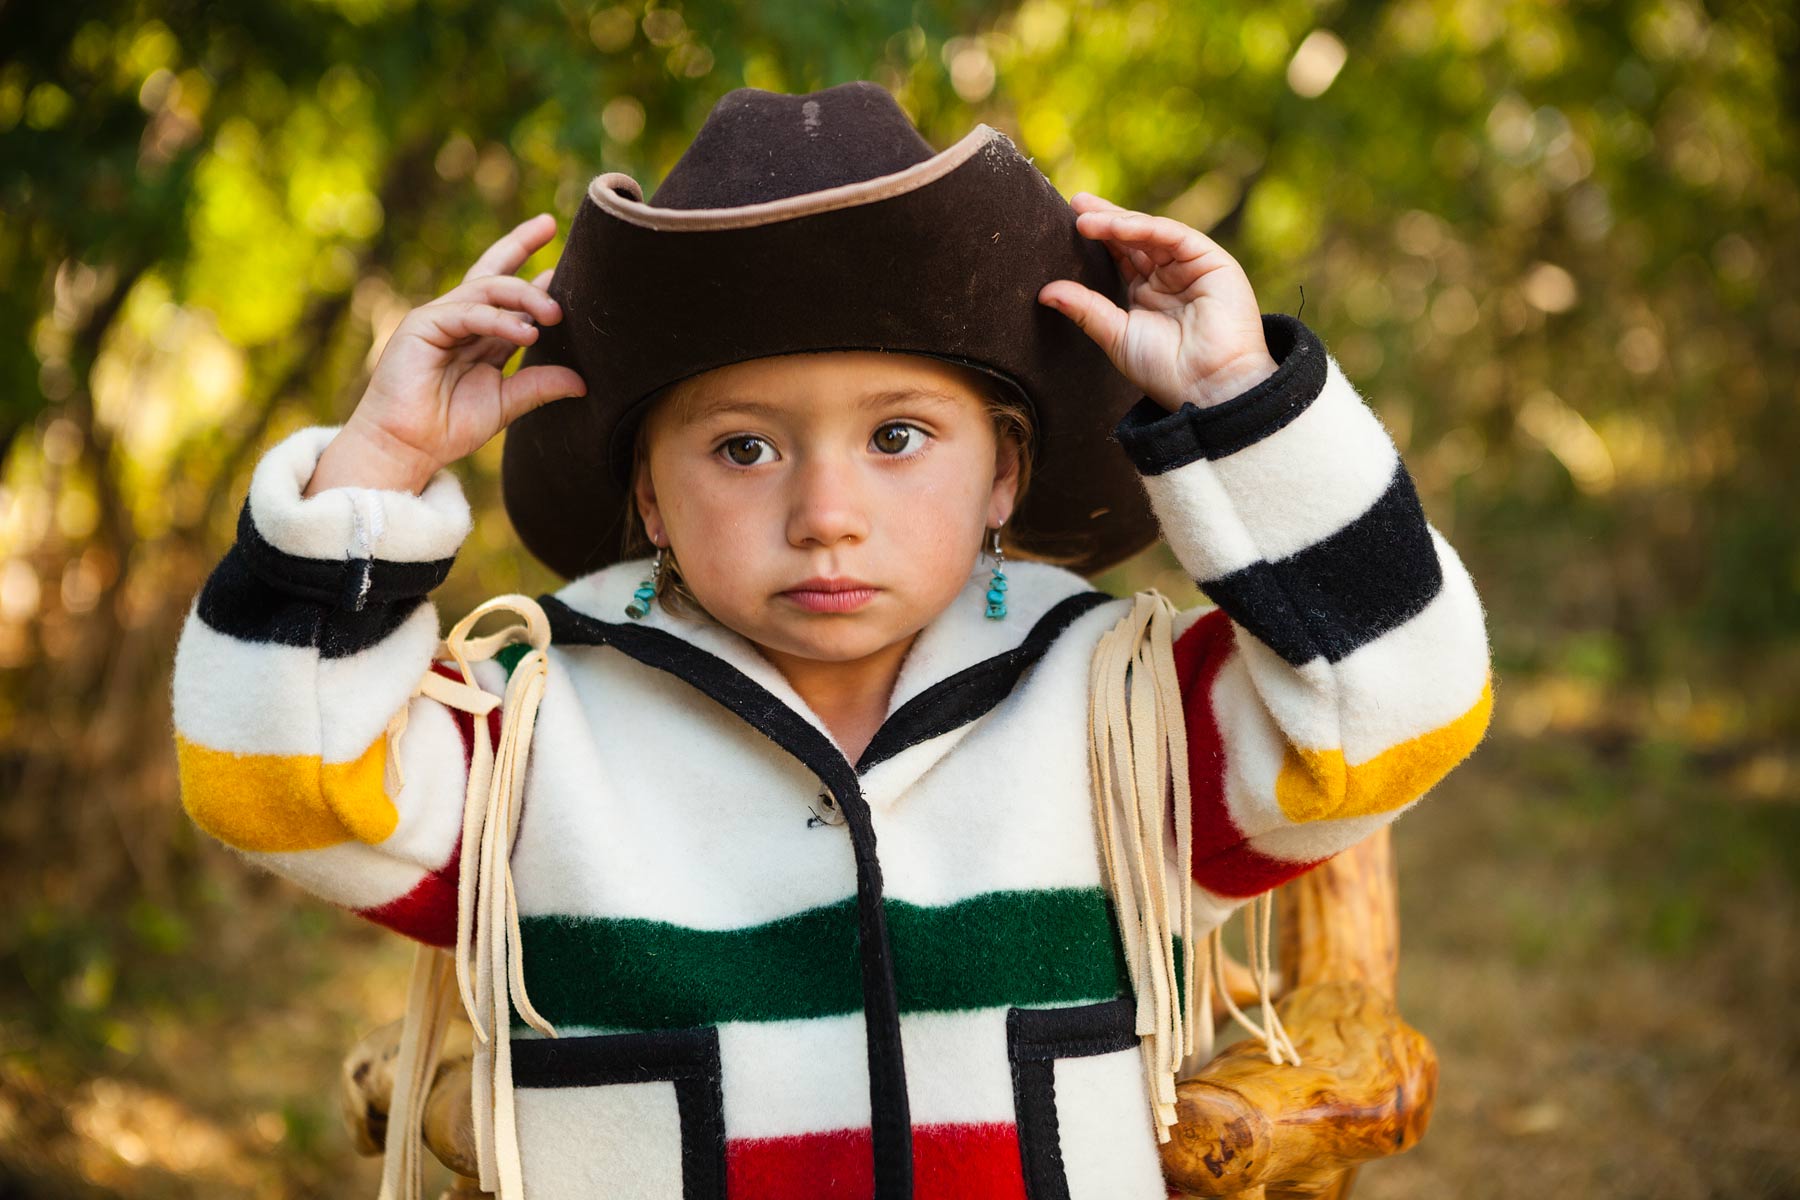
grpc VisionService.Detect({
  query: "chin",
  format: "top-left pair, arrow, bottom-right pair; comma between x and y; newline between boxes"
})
765,621 -> 900,664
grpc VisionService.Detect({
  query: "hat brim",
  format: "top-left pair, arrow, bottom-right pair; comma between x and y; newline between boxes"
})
504,124 -> 1158,580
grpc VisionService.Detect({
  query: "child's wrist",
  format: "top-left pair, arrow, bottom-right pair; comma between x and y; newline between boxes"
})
1153,349 -> 1281,413
303,421 -> 441,498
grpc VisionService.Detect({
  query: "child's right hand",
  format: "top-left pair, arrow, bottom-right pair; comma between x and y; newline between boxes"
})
303,213 -> 587,498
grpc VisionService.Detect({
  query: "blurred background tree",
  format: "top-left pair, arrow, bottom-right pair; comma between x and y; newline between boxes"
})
1,0 -> 1795,1194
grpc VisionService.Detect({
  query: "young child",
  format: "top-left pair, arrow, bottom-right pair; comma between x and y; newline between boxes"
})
170,82 -> 1491,1200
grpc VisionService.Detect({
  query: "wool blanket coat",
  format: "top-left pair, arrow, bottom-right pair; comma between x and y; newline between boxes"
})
170,313 -> 1492,1199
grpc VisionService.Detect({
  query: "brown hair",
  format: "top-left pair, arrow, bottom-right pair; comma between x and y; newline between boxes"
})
620,362 -> 1062,621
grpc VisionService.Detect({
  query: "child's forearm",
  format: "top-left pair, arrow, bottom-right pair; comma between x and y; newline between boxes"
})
1117,312 -> 1492,895
171,423 -> 486,946
1117,313 -> 1458,657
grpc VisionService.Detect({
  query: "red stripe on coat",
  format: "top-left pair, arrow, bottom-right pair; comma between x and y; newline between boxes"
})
358,841 -> 461,948
355,662 -> 499,947
1173,609 -> 1325,898
726,1122 -> 1025,1200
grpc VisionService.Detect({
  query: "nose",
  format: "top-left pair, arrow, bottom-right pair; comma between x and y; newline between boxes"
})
785,451 -> 870,549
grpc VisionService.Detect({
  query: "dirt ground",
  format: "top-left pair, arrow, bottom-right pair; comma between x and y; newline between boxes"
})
3,723 -> 1796,1198
1361,738 -> 1798,1199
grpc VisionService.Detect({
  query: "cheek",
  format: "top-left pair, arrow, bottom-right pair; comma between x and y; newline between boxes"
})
660,472 -> 770,578
879,450 -> 992,550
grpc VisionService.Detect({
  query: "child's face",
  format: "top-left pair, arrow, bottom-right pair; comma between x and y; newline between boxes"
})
634,350 -> 1021,668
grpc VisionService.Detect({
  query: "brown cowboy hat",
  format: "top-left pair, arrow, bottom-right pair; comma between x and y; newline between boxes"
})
505,80 -> 1158,580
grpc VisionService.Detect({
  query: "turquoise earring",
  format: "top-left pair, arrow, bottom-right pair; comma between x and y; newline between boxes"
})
625,545 -> 664,619
984,526 -> 1008,620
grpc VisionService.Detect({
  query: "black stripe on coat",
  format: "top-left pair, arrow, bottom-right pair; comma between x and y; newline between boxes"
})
1110,312 -> 1327,475
513,1026 -> 726,1199
192,495 -> 455,659
1202,461 -> 1443,666
233,497 -> 456,612
538,597 -> 915,1199
1006,997 -> 1139,1200
856,591 -> 1112,771
195,543 -> 430,659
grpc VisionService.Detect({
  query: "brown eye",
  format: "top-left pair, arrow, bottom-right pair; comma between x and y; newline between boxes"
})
721,436 -> 773,466
872,423 -> 920,455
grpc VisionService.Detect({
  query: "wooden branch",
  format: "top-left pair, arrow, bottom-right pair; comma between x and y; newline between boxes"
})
1158,980 -> 1437,1197
1277,826 -> 1399,996
1161,829 -> 1431,1199
340,1018 -> 482,1180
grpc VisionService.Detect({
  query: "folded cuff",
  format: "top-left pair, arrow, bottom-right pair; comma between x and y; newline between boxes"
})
238,425 -> 470,611
1112,312 -> 1327,475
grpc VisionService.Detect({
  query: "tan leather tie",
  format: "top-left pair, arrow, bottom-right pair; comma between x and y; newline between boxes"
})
1088,592 -> 1300,1144
377,595 -> 560,1200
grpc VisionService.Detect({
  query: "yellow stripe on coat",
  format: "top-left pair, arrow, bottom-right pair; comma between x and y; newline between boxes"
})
175,730 -> 399,853
1275,677 -> 1493,824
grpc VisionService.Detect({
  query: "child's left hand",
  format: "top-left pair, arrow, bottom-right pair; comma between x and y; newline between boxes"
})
1039,192 -> 1280,413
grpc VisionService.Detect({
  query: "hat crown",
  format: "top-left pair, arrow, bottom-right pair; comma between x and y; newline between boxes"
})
507,79 -> 1159,579
649,81 -> 938,210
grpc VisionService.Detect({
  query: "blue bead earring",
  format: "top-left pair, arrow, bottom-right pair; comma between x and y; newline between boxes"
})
625,545 -> 664,619
984,525 -> 1008,620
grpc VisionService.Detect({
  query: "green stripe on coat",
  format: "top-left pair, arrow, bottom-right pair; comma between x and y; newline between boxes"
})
511,886 -> 1136,1031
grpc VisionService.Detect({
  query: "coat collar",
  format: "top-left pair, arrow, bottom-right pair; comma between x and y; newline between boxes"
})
538,556 -> 1111,808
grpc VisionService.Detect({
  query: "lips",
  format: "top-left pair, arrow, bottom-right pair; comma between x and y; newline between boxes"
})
786,577 -> 873,593
781,577 -> 879,614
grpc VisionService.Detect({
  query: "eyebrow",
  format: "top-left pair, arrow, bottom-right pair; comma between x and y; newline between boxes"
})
684,387 -> 967,421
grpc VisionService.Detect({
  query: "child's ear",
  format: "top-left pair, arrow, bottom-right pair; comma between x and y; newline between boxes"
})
633,459 -> 665,546
988,434 -> 1022,528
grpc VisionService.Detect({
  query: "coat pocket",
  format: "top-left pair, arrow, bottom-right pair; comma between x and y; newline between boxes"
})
511,1026 -> 727,1199
1006,996 -> 1159,1200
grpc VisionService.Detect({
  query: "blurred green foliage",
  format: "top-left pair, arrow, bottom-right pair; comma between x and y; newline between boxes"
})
1,0 -> 1795,1194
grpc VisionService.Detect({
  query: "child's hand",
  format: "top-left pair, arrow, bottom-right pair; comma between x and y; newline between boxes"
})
1038,193 -> 1279,414
304,213 -> 588,497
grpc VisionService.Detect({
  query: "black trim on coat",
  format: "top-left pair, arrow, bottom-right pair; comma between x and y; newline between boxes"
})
537,595 -> 914,1199
1201,461 -> 1443,666
1005,997 -> 1140,1200
234,496 -> 457,613
512,1026 -> 726,1199
855,591 -> 1112,771
1111,312 -> 1327,475
195,543 -> 430,659
537,587 -> 1116,1200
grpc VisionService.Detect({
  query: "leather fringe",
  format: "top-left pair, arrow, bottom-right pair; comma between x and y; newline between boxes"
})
377,595 -> 560,1200
1087,592 -> 1301,1144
